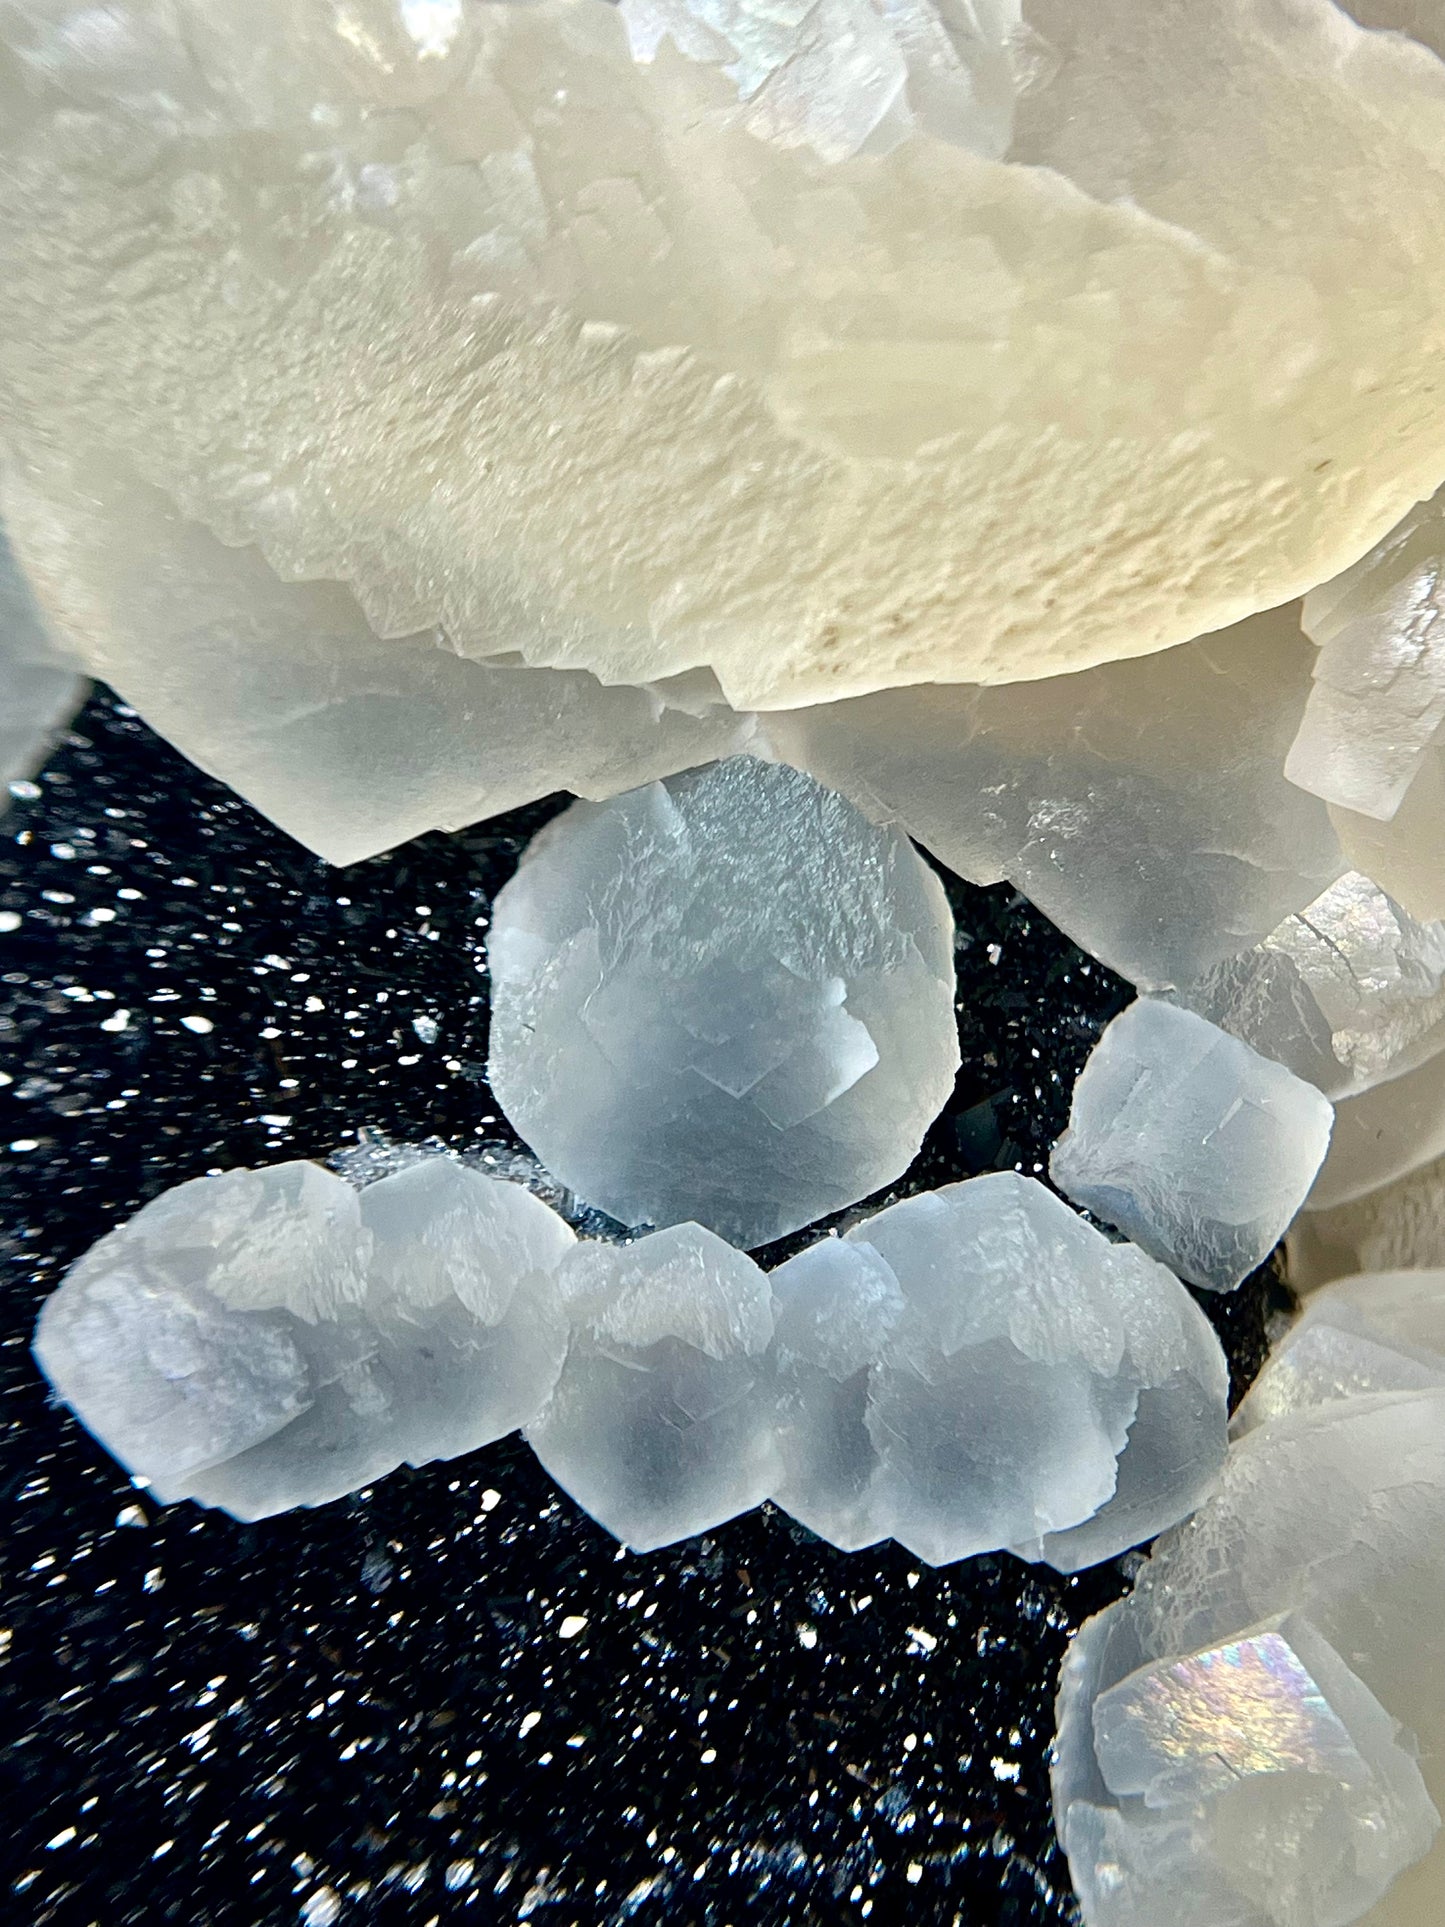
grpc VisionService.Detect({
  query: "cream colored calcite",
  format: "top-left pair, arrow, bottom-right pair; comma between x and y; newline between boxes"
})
1289,1154 -> 1445,1293
2,2 -> 1445,710
1309,1051 -> 1445,1213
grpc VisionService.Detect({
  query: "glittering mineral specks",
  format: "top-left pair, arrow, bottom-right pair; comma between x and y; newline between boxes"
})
0,695 -> 1276,1924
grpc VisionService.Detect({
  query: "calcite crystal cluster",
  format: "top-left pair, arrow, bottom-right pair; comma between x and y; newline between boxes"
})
486,755 -> 960,1248
34,1156 -> 1229,1567
1053,1270 -> 1445,1927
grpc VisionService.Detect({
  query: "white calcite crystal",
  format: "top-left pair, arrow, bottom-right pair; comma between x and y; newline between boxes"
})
2,458 -> 752,864
3,2 -> 1445,718
1235,1269 -> 1445,1435
764,605 -> 1344,989
0,506 -> 82,795
767,1172 -> 1228,1572
486,756 -> 960,1249
1170,873 -> 1445,1101
1053,1393 -> 1445,1927
525,1223 -> 781,1551
1051,1001 -> 1334,1293
1289,483 -> 1445,821
32,1157 -> 575,1520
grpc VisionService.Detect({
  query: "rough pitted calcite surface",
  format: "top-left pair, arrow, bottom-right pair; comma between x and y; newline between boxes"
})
1051,1000 -> 1334,1293
32,1158 -> 575,1521
763,604 -> 1344,989
767,1173 -> 1228,1572
486,756 -> 960,1249
1290,484 -> 1445,821
1170,874 -> 1445,1101
1235,1270 -> 1445,1435
1053,1394 -> 1445,1927
2,459 -> 752,864
525,1223 -> 781,1552
0,503 -> 82,796
3,3 -> 1445,712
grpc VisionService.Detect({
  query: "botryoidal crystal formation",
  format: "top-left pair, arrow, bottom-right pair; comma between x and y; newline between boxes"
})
33,1153 -> 1230,1572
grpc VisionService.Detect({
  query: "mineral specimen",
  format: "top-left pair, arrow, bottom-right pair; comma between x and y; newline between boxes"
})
486,755 -> 960,1249
3,0 -> 1445,720
1,459 -> 752,864
1234,1269 -> 1445,1434
1053,1393 -> 1445,1927
1051,1000 -> 1334,1292
0,505 -> 82,796
1289,482 -> 1445,820
1169,872 -> 1445,1100
1305,1047 -> 1445,1213
767,1172 -> 1228,1572
525,1223 -> 780,1552
764,604 -> 1344,988
1289,1152 -> 1445,1293
32,1157 -> 575,1520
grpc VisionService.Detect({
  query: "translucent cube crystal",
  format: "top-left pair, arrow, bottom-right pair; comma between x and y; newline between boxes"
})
1052,1000 -> 1334,1292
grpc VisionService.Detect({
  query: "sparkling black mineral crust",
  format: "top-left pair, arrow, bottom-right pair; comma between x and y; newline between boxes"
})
0,696 -> 1278,1926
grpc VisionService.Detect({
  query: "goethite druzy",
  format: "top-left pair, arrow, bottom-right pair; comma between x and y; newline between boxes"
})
485,754 -> 960,1249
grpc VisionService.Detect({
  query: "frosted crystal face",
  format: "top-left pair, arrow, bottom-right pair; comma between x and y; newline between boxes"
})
1170,873 -> 1445,1101
764,604 -> 1344,989
525,1223 -> 781,1551
3,459 -> 752,865
486,756 -> 960,1249
1053,1394 -> 1445,1927
1307,1048 -> 1445,1214
1290,484 -> 1445,820
1051,1001 -> 1335,1293
1235,1270 -> 1445,1434
3,4 -> 1445,712
768,1172 -> 1228,1571
1289,1153 -> 1445,1294
0,506 -> 82,797
32,1158 -> 575,1521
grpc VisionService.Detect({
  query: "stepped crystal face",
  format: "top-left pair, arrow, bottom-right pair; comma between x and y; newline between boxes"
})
1054,1393 -> 1445,1927
486,756 -> 960,1249
1235,1269 -> 1445,1434
32,1157 -> 576,1521
768,1171 -> 1229,1573
3,0 -> 1445,724
1170,873 -> 1445,1102
526,1223 -> 781,1551
1052,1000 -> 1335,1293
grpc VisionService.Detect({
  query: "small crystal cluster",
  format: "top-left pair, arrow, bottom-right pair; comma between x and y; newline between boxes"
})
34,1159 -> 1228,1568
486,755 -> 960,1248
1053,1288 -> 1445,1926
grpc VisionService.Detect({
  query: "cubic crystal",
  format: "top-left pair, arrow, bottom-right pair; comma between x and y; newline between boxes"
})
525,1222 -> 780,1552
32,1157 -> 575,1520
1170,872 -> 1445,1100
486,755 -> 960,1249
1051,1000 -> 1335,1292
767,1172 -> 1228,1571
1054,1393 -> 1445,1927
